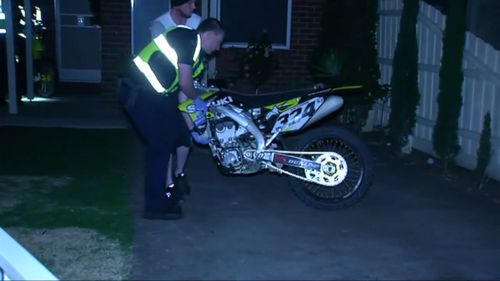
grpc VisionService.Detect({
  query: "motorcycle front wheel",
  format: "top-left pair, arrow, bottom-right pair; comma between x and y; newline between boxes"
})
285,125 -> 374,210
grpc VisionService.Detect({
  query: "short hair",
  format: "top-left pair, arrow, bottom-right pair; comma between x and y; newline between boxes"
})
197,18 -> 224,35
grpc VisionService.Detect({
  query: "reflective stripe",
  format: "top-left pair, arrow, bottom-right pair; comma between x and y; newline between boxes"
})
153,33 -> 202,69
193,35 -> 201,61
133,57 -> 166,93
0,13 -> 6,32
153,34 -> 179,70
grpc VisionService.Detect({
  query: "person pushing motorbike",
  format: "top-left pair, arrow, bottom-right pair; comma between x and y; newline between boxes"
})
118,18 -> 225,220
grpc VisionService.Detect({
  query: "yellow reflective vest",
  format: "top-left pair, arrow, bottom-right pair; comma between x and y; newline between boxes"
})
133,25 -> 204,95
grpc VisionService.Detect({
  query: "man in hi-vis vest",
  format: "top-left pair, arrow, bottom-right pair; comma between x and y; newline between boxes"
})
118,18 -> 224,220
150,0 -> 201,203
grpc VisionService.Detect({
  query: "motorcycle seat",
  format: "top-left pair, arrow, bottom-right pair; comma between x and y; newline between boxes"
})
218,84 -> 331,108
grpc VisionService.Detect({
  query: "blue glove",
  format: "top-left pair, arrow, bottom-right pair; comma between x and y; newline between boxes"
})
194,113 -> 207,129
191,131 -> 210,145
193,96 -> 208,129
194,96 -> 207,113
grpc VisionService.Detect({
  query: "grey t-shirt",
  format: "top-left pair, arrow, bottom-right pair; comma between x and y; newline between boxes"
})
150,11 -> 201,38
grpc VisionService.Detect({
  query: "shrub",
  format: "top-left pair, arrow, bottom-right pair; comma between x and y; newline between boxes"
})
237,31 -> 278,93
432,0 -> 466,172
388,0 -> 420,151
310,0 -> 386,131
475,112 -> 492,182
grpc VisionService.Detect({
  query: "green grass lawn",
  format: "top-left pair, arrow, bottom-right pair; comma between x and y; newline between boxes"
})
0,126 -> 134,279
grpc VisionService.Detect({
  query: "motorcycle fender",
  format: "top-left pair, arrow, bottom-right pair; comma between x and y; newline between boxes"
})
270,97 -> 324,134
302,95 -> 344,129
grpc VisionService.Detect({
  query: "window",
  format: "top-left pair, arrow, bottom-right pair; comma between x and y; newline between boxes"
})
217,0 -> 292,49
131,0 -> 170,54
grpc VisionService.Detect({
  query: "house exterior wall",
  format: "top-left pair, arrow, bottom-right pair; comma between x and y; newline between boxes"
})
215,0 -> 327,92
100,0 -> 131,102
99,0 -> 327,99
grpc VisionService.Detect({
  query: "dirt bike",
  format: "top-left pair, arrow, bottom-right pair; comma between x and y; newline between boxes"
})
178,83 -> 374,210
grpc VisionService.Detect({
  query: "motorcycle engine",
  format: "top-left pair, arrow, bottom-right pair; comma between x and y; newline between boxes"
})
211,117 -> 258,174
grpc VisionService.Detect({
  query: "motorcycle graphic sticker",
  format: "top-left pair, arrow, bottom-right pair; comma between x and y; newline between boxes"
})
271,97 -> 324,133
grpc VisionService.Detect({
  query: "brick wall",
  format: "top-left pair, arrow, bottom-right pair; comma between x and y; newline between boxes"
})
99,0 -> 327,97
100,0 -> 131,101
215,0 -> 327,92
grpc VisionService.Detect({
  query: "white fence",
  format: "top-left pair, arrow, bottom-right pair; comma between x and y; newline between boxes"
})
0,228 -> 58,280
376,0 -> 500,180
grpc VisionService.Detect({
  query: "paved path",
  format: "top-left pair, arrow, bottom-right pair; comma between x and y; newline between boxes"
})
0,96 -> 127,129
130,135 -> 500,280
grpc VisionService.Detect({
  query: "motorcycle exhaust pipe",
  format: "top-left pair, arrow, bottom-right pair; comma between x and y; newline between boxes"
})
214,105 -> 266,151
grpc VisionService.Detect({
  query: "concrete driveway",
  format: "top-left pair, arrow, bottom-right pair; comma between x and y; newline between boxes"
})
3,93 -> 497,280
130,136 -> 500,280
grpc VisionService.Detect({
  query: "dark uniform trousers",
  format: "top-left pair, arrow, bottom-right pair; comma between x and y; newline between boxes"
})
117,76 -> 182,213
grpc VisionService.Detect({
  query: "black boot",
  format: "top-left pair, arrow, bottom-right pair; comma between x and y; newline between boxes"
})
175,172 -> 191,196
142,185 -> 184,220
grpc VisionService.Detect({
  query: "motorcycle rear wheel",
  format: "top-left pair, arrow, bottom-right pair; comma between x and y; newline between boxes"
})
285,125 -> 374,210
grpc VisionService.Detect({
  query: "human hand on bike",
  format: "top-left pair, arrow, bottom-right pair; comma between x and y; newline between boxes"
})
191,130 -> 210,145
193,96 -> 208,129
194,113 -> 207,129
194,96 -> 207,113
